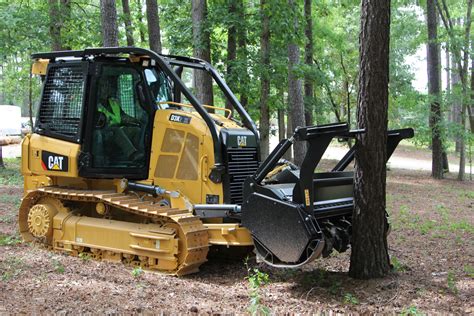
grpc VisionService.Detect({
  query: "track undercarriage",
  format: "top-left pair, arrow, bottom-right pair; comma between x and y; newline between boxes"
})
19,187 -> 209,275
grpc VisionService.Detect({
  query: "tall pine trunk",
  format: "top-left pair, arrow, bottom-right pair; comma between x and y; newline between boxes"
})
427,0 -> 444,179
303,0 -> 313,126
192,0 -> 213,106
226,0 -> 237,110
122,0 -> 135,46
236,0 -> 248,109
0,147 -> 4,169
136,0 -> 146,44
100,0 -> 119,47
49,0 -> 62,51
349,0 -> 391,279
146,0 -> 162,53
259,0 -> 270,159
288,0 -> 306,166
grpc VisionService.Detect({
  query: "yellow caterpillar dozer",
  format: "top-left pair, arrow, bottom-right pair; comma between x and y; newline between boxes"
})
19,47 -> 413,275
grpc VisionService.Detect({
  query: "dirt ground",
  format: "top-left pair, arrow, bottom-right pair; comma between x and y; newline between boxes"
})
0,158 -> 473,314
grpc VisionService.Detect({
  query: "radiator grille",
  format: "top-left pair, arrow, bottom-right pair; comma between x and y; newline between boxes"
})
226,147 -> 259,204
38,65 -> 85,139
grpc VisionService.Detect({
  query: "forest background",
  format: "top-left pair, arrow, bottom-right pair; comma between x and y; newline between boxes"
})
0,0 -> 473,180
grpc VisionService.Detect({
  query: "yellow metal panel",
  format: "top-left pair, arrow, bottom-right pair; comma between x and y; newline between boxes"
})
27,134 -> 80,178
155,155 -> 179,178
204,223 -> 254,246
31,59 -> 49,75
161,128 -> 185,152
176,133 -> 199,180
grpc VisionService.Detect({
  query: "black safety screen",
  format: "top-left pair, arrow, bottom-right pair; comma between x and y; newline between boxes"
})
37,64 -> 85,140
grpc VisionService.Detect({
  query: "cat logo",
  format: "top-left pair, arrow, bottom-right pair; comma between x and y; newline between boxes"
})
237,135 -> 247,147
41,151 -> 69,172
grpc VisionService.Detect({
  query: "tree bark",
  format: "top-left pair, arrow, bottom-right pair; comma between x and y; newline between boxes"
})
192,0 -> 213,106
0,146 -> 4,169
49,0 -> 62,51
259,0 -> 270,159
100,0 -> 119,47
303,0 -> 313,126
284,109 -> 293,160
278,108 -> 286,141
146,0 -> 162,53
427,0 -> 444,179
452,54 -> 462,152
349,0 -> 391,279
136,0 -> 146,44
226,0 -> 237,110
122,0 -> 135,46
288,0 -> 306,166
236,0 -> 248,109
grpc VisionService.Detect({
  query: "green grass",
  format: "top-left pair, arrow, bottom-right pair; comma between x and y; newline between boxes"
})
0,195 -> 21,208
447,271 -> 458,295
400,306 -> 424,316
0,234 -> 21,246
343,293 -> 359,305
463,265 -> 474,278
0,158 -> 22,186
1,257 -> 24,281
131,266 -> 144,277
391,256 -> 408,273
52,258 -> 65,274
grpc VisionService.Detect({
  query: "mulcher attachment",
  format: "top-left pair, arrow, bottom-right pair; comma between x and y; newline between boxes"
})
241,123 -> 414,267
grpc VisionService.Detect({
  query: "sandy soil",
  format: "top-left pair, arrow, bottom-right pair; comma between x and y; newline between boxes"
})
0,164 -> 473,314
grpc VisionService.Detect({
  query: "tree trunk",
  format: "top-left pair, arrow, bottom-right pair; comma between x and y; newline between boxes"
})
458,1 -> 473,180
349,0 -> 391,279
427,0 -> 444,179
146,0 -> 162,53
100,0 -> 119,47
452,58 -> 462,152
49,0 -> 62,51
122,0 -> 135,46
192,0 -> 213,106
59,0 -> 72,50
0,147 -> 4,169
278,108 -> 285,141
226,0 -> 237,110
284,109 -> 293,160
259,0 -> 270,159
303,0 -> 313,126
236,0 -> 248,109
136,0 -> 146,44
288,0 -> 306,166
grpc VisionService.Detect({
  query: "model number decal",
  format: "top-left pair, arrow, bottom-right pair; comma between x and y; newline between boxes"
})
169,114 -> 191,124
41,151 -> 69,172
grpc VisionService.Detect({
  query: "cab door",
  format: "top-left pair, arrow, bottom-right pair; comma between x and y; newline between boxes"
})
79,62 -> 154,179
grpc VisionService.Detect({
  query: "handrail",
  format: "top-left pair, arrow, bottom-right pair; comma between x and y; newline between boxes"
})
159,101 -> 232,119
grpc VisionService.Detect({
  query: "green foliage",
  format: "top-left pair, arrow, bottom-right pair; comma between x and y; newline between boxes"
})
463,265 -> 474,278
0,158 -> 22,186
342,293 -> 359,305
245,260 -> 270,316
1,257 -> 23,281
391,256 -> 408,273
447,271 -> 458,295
78,252 -> 91,261
52,258 -> 65,274
400,305 -> 424,316
131,266 -> 144,278
0,234 -> 21,246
